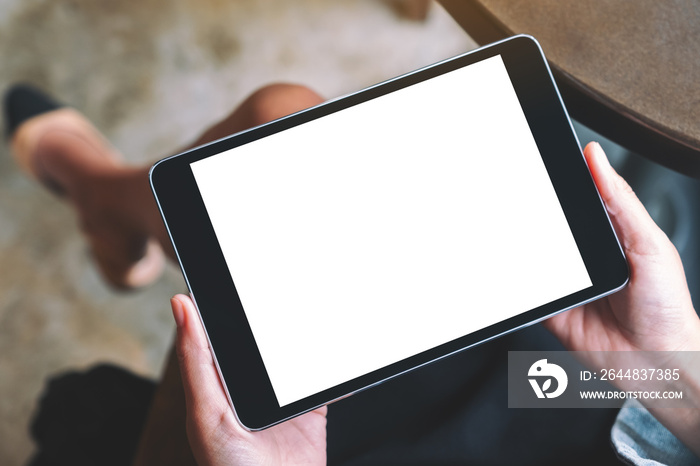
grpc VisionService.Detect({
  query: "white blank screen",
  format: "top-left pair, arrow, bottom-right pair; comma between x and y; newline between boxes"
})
191,55 -> 591,406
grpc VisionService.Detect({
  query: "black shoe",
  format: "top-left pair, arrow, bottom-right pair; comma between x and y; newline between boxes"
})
3,83 -> 63,139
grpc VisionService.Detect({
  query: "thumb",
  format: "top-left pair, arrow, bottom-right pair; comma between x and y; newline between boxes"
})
170,294 -> 233,423
584,141 -> 669,259
585,141 -> 693,318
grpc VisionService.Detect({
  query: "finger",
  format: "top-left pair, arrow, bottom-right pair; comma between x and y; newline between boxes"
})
584,142 -> 694,317
584,141 -> 670,258
171,294 -> 233,421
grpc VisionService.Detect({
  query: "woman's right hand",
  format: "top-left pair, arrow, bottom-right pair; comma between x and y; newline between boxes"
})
545,142 -> 700,455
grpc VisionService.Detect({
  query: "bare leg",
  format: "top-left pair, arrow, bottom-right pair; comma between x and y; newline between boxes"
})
186,84 -> 324,149
10,83 -> 324,289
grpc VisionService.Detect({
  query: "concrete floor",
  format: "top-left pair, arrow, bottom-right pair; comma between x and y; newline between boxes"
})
0,1 -> 475,464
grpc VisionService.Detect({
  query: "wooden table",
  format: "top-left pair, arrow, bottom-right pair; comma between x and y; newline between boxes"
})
440,0 -> 700,177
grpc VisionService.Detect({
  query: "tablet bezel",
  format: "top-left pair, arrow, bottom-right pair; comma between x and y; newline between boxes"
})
150,35 -> 628,430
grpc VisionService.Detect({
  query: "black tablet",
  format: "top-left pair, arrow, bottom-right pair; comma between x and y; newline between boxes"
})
150,35 -> 628,430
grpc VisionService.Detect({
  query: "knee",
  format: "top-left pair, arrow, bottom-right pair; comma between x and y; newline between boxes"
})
243,83 -> 324,126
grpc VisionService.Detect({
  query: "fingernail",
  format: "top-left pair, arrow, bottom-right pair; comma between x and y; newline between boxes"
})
171,297 -> 185,328
585,141 -> 610,171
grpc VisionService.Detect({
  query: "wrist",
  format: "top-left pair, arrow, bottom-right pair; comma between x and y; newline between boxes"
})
643,350 -> 700,457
